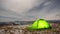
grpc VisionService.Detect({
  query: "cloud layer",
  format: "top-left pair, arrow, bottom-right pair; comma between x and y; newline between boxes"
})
0,0 -> 60,22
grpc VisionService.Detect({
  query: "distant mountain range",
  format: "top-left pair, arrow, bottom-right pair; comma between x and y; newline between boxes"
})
0,20 -> 60,26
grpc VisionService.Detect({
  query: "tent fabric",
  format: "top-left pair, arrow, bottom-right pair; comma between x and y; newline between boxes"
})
30,19 -> 51,30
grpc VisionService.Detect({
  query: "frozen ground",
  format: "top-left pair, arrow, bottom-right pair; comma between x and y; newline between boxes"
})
0,23 -> 60,34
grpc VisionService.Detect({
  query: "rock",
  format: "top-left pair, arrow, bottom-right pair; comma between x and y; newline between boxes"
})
0,23 -> 60,34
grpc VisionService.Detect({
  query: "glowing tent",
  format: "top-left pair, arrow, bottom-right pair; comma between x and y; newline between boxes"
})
29,19 -> 51,30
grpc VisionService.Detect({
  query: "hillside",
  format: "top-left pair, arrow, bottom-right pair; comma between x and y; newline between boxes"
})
0,23 -> 60,34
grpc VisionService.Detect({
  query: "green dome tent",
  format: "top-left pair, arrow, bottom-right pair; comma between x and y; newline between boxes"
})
28,19 -> 51,30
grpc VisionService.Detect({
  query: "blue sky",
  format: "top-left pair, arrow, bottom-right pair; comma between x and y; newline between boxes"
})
0,0 -> 60,22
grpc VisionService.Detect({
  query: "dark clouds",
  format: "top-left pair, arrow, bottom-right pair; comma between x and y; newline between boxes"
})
0,0 -> 60,22
27,0 -> 60,12
25,0 -> 60,20
28,0 -> 50,12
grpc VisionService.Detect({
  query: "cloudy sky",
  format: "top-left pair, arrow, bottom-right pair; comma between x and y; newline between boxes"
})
0,0 -> 60,22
